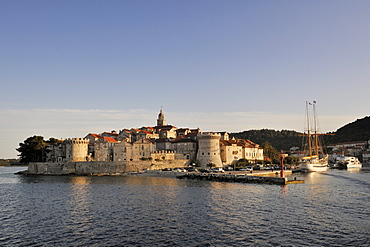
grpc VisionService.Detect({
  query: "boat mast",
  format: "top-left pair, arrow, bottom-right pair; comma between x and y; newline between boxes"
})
306,101 -> 312,157
313,101 -> 319,156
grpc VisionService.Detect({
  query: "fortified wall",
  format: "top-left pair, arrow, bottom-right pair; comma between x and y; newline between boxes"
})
25,158 -> 189,176
27,161 -> 126,176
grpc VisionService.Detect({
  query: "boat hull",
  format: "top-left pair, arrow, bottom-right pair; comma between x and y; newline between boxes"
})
300,163 -> 328,172
347,164 -> 362,169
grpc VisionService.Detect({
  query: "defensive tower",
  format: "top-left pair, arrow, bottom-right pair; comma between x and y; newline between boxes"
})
65,138 -> 89,162
197,132 -> 223,169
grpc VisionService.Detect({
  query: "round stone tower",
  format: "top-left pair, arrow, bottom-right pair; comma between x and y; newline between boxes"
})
197,132 -> 223,169
65,138 -> 89,162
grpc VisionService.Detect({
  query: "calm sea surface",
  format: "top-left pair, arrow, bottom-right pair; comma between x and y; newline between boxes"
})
1,167 -> 369,246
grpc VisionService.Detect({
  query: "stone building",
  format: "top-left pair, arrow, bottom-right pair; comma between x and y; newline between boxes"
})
94,137 -> 119,161
197,132 -> 223,168
45,141 -> 65,162
220,140 -> 243,165
132,139 -> 154,161
172,136 -> 198,161
237,139 -> 264,162
113,140 -> 134,162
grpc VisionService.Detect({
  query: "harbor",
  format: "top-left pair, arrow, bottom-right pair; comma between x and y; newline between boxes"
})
176,169 -> 304,185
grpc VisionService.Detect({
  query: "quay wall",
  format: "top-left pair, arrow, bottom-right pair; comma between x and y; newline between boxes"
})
126,159 -> 188,172
177,173 -> 288,185
26,159 -> 189,176
27,161 -> 126,175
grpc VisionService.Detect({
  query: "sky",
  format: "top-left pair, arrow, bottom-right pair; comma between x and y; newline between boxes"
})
1,0 -> 370,158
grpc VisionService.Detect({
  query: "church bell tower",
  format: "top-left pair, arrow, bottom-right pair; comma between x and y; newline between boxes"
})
157,108 -> 166,127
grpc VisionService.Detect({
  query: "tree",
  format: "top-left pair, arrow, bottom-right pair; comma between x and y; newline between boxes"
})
235,158 -> 250,168
16,136 -> 48,163
261,142 -> 280,164
46,138 -> 62,145
285,156 -> 300,165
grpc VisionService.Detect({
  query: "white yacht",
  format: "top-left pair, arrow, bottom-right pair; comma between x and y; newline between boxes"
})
336,156 -> 362,169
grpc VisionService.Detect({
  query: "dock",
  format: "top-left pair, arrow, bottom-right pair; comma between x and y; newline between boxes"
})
177,173 -> 291,185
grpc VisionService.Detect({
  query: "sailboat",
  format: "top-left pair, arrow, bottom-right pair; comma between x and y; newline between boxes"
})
299,101 -> 329,172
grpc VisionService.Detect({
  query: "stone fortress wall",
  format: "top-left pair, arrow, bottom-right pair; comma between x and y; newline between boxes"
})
27,159 -> 188,176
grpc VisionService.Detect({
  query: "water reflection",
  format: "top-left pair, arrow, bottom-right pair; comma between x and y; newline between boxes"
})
347,168 -> 361,173
66,177 -> 93,237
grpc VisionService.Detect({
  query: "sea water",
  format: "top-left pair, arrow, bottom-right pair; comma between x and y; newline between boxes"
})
0,166 -> 369,246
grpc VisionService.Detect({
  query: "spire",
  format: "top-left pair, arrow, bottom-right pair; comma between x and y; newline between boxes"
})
157,107 -> 166,127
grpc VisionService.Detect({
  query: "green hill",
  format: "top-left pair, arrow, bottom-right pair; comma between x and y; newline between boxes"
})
230,129 -> 302,151
328,116 -> 370,144
230,116 -> 370,151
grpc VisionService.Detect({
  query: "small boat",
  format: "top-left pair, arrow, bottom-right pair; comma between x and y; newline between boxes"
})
335,156 -> 362,169
299,101 -> 329,172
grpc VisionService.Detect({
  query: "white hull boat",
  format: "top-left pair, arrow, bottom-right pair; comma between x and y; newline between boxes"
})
336,156 -> 362,169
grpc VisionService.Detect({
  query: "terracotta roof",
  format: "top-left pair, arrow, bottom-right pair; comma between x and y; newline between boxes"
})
103,137 -> 119,143
139,130 -> 152,135
157,125 -> 177,130
102,132 -> 118,136
172,136 -> 196,143
141,126 -> 156,130
177,128 -> 189,131
185,132 -> 199,137
88,133 -> 101,138
220,140 -> 237,146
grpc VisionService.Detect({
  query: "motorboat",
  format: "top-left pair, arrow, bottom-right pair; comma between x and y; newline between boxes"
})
335,156 -> 362,169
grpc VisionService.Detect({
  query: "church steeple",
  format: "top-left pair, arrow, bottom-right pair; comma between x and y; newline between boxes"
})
157,107 -> 166,127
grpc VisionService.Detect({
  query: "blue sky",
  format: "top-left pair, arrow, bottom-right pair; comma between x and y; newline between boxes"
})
1,0 -> 370,158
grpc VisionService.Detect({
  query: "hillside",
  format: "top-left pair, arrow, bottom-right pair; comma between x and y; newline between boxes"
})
230,129 -> 302,151
230,116 -> 370,151
328,116 -> 370,144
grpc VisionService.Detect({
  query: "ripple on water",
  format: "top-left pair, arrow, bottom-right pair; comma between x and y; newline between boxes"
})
1,169 -> 370,246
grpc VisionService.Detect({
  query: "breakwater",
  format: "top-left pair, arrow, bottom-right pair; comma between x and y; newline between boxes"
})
177,173 -> 288,185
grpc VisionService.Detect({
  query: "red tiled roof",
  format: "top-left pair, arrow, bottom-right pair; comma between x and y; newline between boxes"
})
88,133 -> 101,138
172,136 -> 196,143
157,125 -> 177,130
103,137 -> 118,143
220,140 -> 237,146
141,126 -> 156,130
140,130 -> 152,135
103,132 -> 118,136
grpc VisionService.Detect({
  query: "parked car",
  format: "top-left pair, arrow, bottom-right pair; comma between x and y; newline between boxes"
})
173,168 -> 186,172
210,167 -> 225,173
186,167 -> 198,172
240,166 -> 253,171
